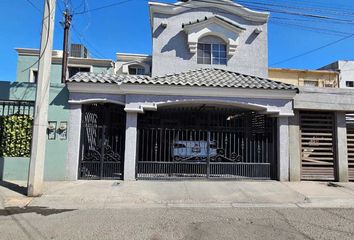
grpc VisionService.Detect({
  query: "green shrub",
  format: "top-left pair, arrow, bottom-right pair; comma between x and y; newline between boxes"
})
0,114 -> 33,157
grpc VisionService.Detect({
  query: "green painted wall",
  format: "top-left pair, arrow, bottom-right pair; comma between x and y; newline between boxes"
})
16,55 -> 113,83
0,82 -> 69,181
1,53 -> 114,181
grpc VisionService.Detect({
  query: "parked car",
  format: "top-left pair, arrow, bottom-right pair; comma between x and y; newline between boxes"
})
172,140 -> 218,161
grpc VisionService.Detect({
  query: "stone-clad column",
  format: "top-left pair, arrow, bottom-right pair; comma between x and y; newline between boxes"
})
124,112 -> 138,180
335,112 -> 348,182
289,111 -> 301,181
277,117 -> 290,181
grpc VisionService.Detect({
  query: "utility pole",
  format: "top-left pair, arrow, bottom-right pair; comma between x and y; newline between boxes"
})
61,9 -> 72,83
27,0 -> 56,197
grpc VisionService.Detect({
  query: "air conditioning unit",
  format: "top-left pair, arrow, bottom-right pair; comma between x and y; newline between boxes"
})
70,44 -> 89,58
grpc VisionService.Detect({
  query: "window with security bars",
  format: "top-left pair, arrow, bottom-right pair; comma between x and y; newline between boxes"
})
304,80 -> 318,87
197,43 -> 227,65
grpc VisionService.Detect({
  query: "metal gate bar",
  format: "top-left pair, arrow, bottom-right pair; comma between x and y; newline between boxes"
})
79,104 -> 126,180
136,108 -> 276,180
300,111 -> 335,181
347,114 -> 354,181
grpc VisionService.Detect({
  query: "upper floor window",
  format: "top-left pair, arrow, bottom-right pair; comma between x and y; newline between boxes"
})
68,66 -> 90,78
197,36 -> 227,65
128,65 -> 145,75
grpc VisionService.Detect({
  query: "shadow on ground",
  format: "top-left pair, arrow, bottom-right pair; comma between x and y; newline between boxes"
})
0,181 -> 27,195
0,206 -> 76,216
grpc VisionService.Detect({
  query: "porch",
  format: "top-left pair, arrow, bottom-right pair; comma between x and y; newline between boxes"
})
66,69 -> 296,181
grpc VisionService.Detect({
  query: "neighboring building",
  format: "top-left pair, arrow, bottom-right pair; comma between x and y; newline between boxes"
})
0,45 -> 114,181
115,53 -> 152,76
16,47 -> 114,84
320,60 -> 354,88
269,68 -> 339,88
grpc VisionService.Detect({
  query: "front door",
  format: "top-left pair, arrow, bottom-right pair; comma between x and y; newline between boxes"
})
78,103 -> 126,179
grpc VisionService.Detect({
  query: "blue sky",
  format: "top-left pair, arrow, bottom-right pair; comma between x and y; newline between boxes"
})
0,0 -> 354,81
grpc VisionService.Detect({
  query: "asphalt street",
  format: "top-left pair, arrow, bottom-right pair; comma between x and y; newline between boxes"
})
1,207 -> 354,240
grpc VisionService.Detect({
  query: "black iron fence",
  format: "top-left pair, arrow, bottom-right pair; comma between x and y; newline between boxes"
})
79,103 -> 126,179
137,108 -> 277,180
0,100 -> 34,157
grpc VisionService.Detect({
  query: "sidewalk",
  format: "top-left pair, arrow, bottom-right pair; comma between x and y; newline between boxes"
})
1,180 -> 354,209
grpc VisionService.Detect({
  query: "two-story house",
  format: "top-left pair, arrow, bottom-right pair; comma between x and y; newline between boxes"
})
66,0 -> 298,182
2,0 -> 354,183
0,44 -> 114,181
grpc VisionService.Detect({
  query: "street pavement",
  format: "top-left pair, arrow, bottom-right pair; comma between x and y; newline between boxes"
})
1,207 -> 354,240
1,180 -> 354,239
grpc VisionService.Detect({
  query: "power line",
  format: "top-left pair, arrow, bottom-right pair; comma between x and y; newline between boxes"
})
71,25 -> 108,59
270,33 -> 354,66
270,20 -> 352,37
24,0 -> 41,12
157,0 -> 354,37
237,0 -> 354,18
73,0 -> 136,15
22,0 -> 54,72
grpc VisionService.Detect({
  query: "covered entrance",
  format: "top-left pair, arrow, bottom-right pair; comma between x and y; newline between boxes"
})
78,103 -> 126,179
136,105 -> 277,180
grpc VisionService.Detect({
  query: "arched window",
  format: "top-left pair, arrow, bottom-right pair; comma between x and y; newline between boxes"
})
197,35 -> 227,65
128,64 -> 145,75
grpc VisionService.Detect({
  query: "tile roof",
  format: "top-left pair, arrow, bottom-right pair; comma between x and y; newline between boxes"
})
68,68 -> 296,91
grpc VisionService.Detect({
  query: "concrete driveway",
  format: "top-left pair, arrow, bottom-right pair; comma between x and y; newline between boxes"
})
1,180 -> 354,240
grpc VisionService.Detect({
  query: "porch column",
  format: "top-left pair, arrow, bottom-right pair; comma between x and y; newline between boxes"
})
335,111 -> 348,182
288,111 -> 301,181
66,104 -> 82,180
277,116 -> 290,181
124,112 -> 138,180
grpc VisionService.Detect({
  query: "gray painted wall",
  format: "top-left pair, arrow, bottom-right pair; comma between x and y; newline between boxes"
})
151,9 -> 268,78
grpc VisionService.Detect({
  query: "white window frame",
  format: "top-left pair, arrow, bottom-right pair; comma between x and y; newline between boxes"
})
197,43 -> 227,65
128,66 -> 145,75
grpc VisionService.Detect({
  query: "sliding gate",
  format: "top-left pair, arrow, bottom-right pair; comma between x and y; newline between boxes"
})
300,111 -> 335,180
136,107 -> 277,180
79,103 -> 126,179
347,114 -> 354,181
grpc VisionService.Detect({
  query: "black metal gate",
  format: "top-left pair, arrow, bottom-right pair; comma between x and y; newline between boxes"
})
137,107 -> 277,180
79,103 -> 126,179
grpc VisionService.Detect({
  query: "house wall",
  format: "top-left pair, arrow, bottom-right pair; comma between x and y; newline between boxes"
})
115,54 -> 152,75
268,68 -> 339,87
0,81 -> 69,181
151,9 -> 268,78
16,54 -> 113,83
1,52 -> 115,181
338,61 -> 354,88
320,60 -> 354,88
